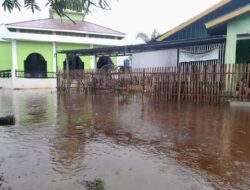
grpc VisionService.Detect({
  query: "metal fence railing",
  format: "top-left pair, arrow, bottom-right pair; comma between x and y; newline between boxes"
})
0,70 -> 12,78
15,70 -> 57,79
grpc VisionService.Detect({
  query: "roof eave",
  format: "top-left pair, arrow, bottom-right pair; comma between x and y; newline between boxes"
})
156,0 -> 231,42
205,4 -> 250,29
6,25 -> 126,38
1,31 -> 124,46
58,35 -> 226,56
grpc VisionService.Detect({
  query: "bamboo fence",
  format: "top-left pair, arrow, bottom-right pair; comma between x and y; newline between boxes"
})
57,63 -> 250,103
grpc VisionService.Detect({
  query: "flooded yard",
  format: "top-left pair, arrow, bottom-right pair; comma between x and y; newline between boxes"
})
0,90 -> 250,190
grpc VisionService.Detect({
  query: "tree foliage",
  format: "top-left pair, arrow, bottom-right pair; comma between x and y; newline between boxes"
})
136,32 -> 149,43
150,29 -> 160,40
136,29 -> 160,43
2,0 -> 110,18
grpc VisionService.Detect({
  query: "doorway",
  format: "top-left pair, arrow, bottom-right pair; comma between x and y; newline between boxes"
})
97,56 -> 113,69
63,55 -> 84,70
24,53 -> 47,78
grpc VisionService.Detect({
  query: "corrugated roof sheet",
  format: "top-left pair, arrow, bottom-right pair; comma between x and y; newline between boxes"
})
206,4 -> 250,29
58,35 -> 226,56
6,18 -> 125,37
156,0 -> 250,42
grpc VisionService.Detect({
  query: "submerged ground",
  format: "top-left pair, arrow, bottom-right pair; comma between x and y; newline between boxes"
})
0,90 -> 250,190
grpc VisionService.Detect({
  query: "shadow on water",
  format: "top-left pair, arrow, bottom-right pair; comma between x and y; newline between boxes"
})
0,89 -> 250,190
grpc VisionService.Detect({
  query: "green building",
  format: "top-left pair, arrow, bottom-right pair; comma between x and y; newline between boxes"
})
206,4 -> 250,64
128,0 -> 250,68
0,10 -> 125,89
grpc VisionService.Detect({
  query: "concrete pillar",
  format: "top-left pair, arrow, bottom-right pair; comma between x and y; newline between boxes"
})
11,40 -> 17,78
11,40 -> 18,88
90,44 -> 95,70
53,42 -> 57,72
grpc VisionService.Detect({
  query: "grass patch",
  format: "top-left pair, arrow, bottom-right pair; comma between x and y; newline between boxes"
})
85,178 -> 105,190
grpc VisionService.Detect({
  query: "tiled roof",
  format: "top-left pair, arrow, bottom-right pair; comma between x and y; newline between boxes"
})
6,18 -> 125,37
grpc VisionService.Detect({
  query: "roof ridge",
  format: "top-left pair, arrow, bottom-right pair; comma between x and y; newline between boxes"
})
5,18 -> 125,37
7,18 -> 125,36
6,16 -> 125,34
6,18 -> 50,25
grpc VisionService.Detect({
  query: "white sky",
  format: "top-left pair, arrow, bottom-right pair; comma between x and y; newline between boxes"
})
0,0 -> 221,44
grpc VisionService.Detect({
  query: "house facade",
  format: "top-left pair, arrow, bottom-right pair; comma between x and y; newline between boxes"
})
0,10 -> 125,89
210,9 -> 250,64
132,0 -> 250,68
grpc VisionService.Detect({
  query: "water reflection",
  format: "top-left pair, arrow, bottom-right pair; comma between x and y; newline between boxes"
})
50,94 -> 89,174
0,90 -> 250,190
0,90 -> 57,126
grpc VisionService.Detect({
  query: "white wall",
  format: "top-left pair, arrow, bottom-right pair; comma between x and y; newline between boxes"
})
13,78 -> 57,89
1,78 -> 56,89
131,49 -> 178,68
1,28 -> 124,46
117,56 -> 129,66
0,78 -> 13,89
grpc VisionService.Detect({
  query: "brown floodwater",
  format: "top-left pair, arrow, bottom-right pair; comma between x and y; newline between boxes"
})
0,90 -> 250,190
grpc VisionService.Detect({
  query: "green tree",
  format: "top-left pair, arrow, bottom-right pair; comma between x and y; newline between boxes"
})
136,29 -> 160,43
2,0 -> 110,21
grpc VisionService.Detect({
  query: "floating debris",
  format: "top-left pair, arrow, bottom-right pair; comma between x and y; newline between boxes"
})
75,126 -> 84,130
85,178 -> 105,190
0,115 -> 15,126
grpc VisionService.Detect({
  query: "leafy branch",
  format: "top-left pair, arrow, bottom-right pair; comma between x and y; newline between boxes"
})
2,0 -> 111,21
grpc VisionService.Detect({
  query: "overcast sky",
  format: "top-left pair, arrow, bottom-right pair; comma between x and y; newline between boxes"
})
0,0 -> 221,44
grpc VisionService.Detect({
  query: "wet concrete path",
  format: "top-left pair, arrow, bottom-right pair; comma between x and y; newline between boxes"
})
0,90 -> 250,190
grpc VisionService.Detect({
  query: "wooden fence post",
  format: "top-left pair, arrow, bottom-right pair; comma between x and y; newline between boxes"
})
177,65 -> 181,103
66,54 -> 70,92
142,68 -> 145,93
91,70 -> 96,94
118,70 -> 120,91
56,63 -> 249,103
57,70 -> 60,92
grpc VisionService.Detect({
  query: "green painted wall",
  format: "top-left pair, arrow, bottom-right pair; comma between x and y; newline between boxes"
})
0,41 -> 12,70
111,57 -> 117,65
15,41 -> 113,71
225,13 -> 250,64
16,41 -> 53,71
56,43 -> 90,70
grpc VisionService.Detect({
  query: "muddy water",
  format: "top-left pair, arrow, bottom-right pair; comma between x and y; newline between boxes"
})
0,90 -> 250,190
